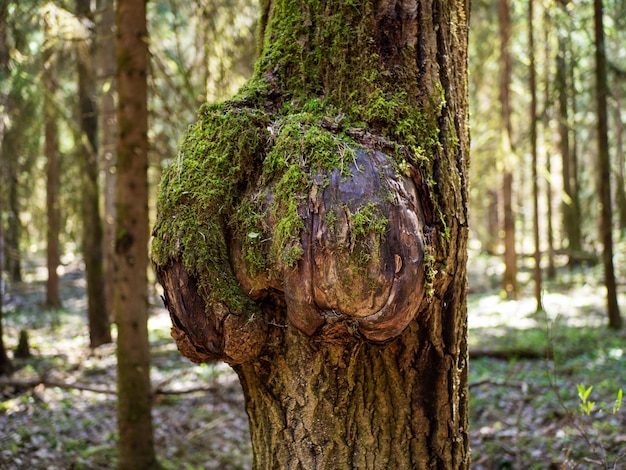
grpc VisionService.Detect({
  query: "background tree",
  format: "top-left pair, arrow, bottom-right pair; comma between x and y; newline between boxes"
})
556,1 -> 583,264
153,0 -> 470,467
528,0 -> 542,311
593,0 -> 622,329
499,0 -> 518,300
43,5 -> 61,309
76,0 -> 111,347
115,0 -> 159,467
96,0 -> 117,324
0,0 -> 12,376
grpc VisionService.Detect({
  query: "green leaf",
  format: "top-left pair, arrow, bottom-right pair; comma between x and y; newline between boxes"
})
613,388 -> 623,415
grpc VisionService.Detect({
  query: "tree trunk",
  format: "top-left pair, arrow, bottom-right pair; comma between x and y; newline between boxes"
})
543,10 -> 556,280
43,12 -> 61,309
77,0 -> 111,348
528,0 -> 542,311
153,0 -> 470,467
0,0 -> 12,375
614,104 -> 626,237
115,0 -> 159,468
594,0 -> 622,329
499,0 -> 518,300
96,0 -> 117,324
556,23 -> 582,264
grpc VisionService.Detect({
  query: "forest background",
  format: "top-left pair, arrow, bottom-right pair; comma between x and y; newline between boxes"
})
0,0 -> 625,468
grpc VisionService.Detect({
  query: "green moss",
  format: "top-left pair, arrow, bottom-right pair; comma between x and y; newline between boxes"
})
151,101 -> 270,312
153,0 -> 456,314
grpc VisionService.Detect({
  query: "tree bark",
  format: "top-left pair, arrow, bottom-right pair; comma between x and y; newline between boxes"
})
154,0 -> 470,467
76,0 -> 111,348
593,0 -> 622,329
43,12 -> 61,309
115,0 -> 159,468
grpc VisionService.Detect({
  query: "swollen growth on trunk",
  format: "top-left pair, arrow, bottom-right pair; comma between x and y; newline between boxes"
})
152,0 -> 471,467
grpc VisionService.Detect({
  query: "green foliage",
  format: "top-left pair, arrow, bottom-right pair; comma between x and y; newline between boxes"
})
576,383 -> 595,415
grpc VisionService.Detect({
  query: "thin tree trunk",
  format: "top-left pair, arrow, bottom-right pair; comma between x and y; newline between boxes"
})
77,0 -> 111,348
499,0 -> 518,300
44,13 -> 61,309
154,0 -> 470,467
0,0 -> 12,374
543,9 -> 556,280
613,104 -> 626,237
96,0 -> 117,324
115,0 -> 159,467
6,167 -> 21,282
557,15 -> 583,264
529,0 -> 542,311
594,0 -> 622,329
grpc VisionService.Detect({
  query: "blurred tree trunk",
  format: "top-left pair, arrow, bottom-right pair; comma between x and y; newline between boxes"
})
43,12 -> 61,309
528,0 -> 542,311
543,10 -> 556,280
0,0 -> 12,376
614,105 -> 626,237
96,0 -> 117,324
76,0 -> 111,348
154,0 -> 470,467
115,0 -> 159,468
593,0 -> 622,329
499,0 -> 518,299
6,161 -> 21,282
556,18 -> 582,265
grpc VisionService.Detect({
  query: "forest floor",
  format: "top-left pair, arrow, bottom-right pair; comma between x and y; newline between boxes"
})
0,251 -> 625,469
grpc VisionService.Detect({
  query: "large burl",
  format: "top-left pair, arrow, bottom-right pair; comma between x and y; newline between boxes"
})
152,99 -> 428,365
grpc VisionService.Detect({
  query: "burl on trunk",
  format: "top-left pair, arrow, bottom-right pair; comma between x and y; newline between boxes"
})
152,0 -> 470,468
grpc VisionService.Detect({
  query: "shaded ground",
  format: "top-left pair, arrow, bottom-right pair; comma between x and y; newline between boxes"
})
0,252 -> 625,469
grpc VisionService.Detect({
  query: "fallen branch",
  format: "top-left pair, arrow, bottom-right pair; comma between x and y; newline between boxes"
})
470,347 -> 545,360
0,376 -> 116,395
0,376 -> 218,397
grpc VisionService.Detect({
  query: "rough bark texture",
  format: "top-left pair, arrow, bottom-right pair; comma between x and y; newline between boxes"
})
115,0 -> 159,468
76,0 -> 112,348
153,0 -> 470,467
